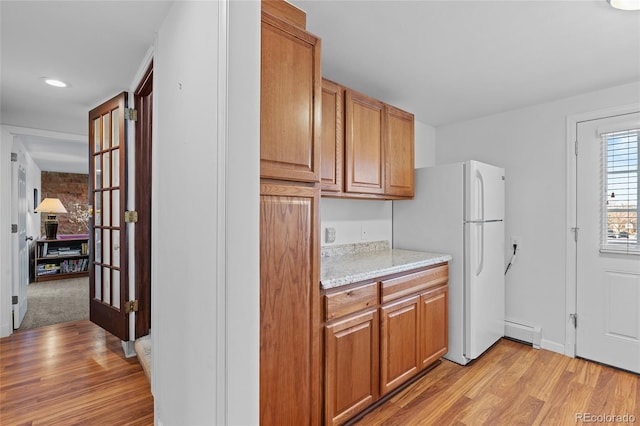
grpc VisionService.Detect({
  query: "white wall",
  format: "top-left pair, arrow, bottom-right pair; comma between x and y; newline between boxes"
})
436,81 -> 640,352
152,1 -> 259,424
415,119 -> 436,168
320,198 -> 392,246
321,119 -> 436,247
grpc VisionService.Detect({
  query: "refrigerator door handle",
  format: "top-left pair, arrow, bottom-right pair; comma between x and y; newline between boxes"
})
476,223 -> 484,276
476,168 -> 485,221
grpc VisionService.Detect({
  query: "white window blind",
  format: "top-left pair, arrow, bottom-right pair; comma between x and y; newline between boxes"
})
601,128 -> 639,254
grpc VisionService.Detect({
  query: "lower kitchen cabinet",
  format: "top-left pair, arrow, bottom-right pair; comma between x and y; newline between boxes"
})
380,295 -> 420,395
322,263 -> 449,425
325,309 -> 379,426
260,182 -> 320,425
419,285 -> 449,369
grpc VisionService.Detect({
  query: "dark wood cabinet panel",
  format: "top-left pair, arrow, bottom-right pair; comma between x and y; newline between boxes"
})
385,105 -> 415,197
420,285 -> 449,369
320,79 -> 344,192
325,309 -> 379,426
344,89 -> 385,195
260,182 -> 320,425
261,12 -> 321,182
380,295 -> 420,395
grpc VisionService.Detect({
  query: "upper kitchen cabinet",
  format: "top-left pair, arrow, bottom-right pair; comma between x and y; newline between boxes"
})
261,10 -> 321,183
384,105 -> 415,197
345,89 -> 386,195
320,79 -> 344,192
321,80 -> 415,199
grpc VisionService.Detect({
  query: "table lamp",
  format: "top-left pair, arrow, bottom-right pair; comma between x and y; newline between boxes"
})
35,198 -> 68,240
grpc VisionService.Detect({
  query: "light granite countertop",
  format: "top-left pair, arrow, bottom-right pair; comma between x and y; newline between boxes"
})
320,241 -> 451,290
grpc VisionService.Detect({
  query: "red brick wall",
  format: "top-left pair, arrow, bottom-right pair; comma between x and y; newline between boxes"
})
40,172 -> 89,236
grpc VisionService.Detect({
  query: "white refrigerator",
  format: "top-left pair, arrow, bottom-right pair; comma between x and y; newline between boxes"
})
393,160 -> 505,365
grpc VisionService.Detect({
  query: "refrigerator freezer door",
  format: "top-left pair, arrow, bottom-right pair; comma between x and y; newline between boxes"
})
464,220 -> 505,360
466,160 -> 505,222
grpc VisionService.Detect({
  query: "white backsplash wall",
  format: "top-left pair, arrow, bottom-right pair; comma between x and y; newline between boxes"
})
320,198 -> 392,246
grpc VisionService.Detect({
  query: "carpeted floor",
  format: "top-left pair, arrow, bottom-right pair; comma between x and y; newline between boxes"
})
17,277 -> 89,331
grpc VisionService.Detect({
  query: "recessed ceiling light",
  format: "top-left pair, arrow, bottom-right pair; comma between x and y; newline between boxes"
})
42,78 -> 70,88
607,0 -> 640,11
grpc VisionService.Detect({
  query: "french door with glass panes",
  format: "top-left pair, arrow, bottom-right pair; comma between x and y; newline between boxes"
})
89,92 -> 129,341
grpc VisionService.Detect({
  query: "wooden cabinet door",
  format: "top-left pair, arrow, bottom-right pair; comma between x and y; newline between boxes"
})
385,105 -> 414,197
325,309 -> 379,426
320,79 -> 343,192
260,182 -> 320,425
261,12 -> 321,183
419,285 -> 449,369
345,89 -> 385,194
380,295 -> 420,395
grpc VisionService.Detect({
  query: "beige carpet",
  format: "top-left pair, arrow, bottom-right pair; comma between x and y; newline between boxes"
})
17,277 -> 89,330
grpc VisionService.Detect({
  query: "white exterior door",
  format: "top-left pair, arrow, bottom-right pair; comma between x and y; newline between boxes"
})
11,151 -> 28,329
576,112 -> 640,373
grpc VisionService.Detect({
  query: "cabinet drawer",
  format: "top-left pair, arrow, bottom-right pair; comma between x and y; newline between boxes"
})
325,282 -> 377,321
381,264 -> 448,304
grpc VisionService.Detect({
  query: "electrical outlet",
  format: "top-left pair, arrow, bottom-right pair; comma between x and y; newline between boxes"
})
325,227 -> 336,244
361,225 -> 368,241
510,236 -> 522,251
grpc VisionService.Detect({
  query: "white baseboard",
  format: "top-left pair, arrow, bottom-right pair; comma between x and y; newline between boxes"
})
541,339 -> 565,355
504,320 -> 542,349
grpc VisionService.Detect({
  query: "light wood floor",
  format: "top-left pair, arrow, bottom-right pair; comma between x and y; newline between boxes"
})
1,323 -> 637,426
0,320 -> 153,425
358,338 -> 639,425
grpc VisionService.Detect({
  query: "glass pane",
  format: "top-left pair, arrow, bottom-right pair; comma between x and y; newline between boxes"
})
603,129 -> 639,252
104,229 -> 111,266
103,191 -> 111,227
112,269 -> 120,309
95,265 -> 102,301
113,230 -> 120,268
94,192 -> 101,226
112,108 -> 120,149
112,148 -> 120,187
94,118 -> 101,152
104,266 -> 111,305
94,228 -> 102,263
103,151 -> 111,188
94,155 -> 102,190
112,189 -> 120,228
103,112 -> 111,149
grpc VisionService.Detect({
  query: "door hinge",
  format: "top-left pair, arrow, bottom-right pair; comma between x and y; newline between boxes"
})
570,313 -> 577,328
574,140 -> 578,156
10,152 -> 17,162
124,300 -> 139,314
571,227 -> 579,242
124,210 -> 138,223
12,296 -> 18,305
124,108 -> 138,121
11,224 -> 18,233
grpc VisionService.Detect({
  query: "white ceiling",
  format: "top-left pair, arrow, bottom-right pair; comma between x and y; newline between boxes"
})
2,1 -> 639,172
1,0 -> 173,173
292,0 -> 640,126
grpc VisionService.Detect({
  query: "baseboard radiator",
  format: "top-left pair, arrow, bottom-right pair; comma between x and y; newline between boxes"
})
504,320 -> 541,349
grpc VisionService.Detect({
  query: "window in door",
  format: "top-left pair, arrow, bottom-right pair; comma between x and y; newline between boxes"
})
602,128 -> 639,253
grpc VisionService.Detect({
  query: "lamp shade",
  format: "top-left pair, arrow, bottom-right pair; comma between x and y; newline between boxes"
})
35,198 -> 68,214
